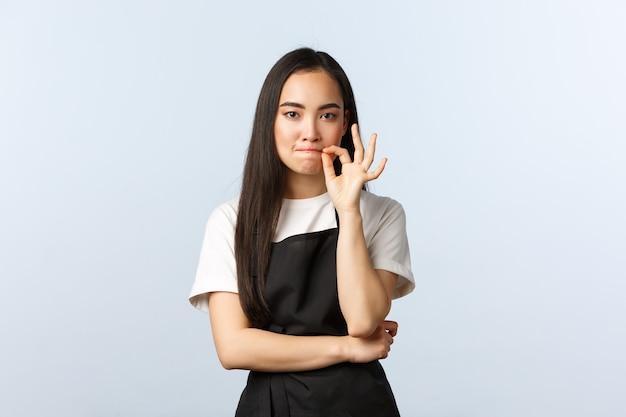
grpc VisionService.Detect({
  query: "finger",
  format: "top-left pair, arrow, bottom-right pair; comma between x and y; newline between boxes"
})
351,124 -> 365,163
323,146 -> 353,165
362,132 -> 378,169
382,319 -> 397,328
366,157 -> 387,182
320,152 -> 337,182
381,340 -> 390,358
383,320 -> 398,337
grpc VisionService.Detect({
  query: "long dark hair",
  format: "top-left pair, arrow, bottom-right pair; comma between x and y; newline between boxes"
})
235,48 -> 360,328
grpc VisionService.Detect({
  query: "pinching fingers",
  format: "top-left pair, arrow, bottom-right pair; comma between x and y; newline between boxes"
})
323,145 -> 352,165
320,152 -> 337,181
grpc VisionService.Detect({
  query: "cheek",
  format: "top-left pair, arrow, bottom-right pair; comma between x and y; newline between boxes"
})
274,117 -> 293,140
329,125 -> 344,146
273,120 -> 285,143
273,122 -> 293,159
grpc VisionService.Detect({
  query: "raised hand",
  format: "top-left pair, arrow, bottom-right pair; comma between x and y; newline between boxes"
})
321,123 -> 387,214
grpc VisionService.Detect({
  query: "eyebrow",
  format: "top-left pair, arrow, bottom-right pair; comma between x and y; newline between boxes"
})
279,101 -> 342,110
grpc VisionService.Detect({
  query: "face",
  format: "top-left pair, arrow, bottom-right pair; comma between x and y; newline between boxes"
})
274,69 -> 349,179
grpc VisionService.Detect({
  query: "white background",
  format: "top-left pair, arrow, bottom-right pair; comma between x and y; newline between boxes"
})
1,1 -> 625,416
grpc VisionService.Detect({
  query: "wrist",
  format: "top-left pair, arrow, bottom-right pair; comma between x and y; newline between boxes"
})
338,336 -> 354,363
335,209 -> 363,223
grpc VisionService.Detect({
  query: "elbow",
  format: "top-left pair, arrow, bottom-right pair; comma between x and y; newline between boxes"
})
345,302 -> 392,338
217,354 -> 236,370
218,359 -> 237,371
346,320 -> 378,338
216,348 -> 243,370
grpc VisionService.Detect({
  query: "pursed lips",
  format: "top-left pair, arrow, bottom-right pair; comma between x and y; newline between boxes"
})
295,148 -> 322,153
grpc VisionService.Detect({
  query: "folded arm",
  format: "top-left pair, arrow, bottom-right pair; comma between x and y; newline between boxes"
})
208,291 -> 396,372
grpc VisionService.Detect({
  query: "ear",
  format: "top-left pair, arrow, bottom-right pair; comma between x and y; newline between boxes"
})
342,109 -> 350,135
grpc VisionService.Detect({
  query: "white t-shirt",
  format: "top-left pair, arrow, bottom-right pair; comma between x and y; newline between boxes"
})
189,191 -> 414,314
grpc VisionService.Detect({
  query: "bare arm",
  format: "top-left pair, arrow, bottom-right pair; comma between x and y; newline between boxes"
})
322,124 -> 398,337
335,212 -> 398,337
208,291 -> 396,372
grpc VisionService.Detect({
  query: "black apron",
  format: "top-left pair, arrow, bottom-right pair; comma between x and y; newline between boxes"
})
235,224 -> 400,417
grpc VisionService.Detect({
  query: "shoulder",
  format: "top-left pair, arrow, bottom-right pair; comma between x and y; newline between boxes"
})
206,198 -> 239,229
190,198 -> 241,313
360,190 -> 406,219
359,191 -> 414,298
359,190 -> 408,242
212,197 -> 239,218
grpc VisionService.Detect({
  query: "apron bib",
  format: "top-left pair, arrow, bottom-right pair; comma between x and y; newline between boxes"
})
235,225 -> 400,417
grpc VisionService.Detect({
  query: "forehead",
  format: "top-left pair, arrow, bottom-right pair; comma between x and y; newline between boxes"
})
279,70 -> 343,104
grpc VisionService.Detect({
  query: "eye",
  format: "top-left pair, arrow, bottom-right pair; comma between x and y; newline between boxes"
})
285,111 -> 298,118
321,113 -> 337,120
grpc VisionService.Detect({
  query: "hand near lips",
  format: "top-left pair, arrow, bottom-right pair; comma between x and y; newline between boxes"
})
321,124 -> 387,214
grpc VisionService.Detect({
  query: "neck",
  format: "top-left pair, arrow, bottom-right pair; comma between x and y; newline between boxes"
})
283,172 -> 327,199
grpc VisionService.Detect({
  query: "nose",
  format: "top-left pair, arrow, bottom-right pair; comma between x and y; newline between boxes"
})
302,116 -> 320,142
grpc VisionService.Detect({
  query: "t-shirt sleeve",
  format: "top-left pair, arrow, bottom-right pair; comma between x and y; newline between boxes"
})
189,201 -> 239,313
366,197 -> 415,299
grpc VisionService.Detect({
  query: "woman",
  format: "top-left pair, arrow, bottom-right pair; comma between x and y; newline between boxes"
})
190,48 -> 414,416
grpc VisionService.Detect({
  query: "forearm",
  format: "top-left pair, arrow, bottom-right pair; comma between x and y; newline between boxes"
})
214,327 -> 349,372
209,292 -> 358,372
336,211 -> 393,337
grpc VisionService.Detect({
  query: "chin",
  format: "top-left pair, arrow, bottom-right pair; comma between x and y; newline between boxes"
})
287,165 -> 324,177
298,169 -> 323,176
294,162 -> 323,174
